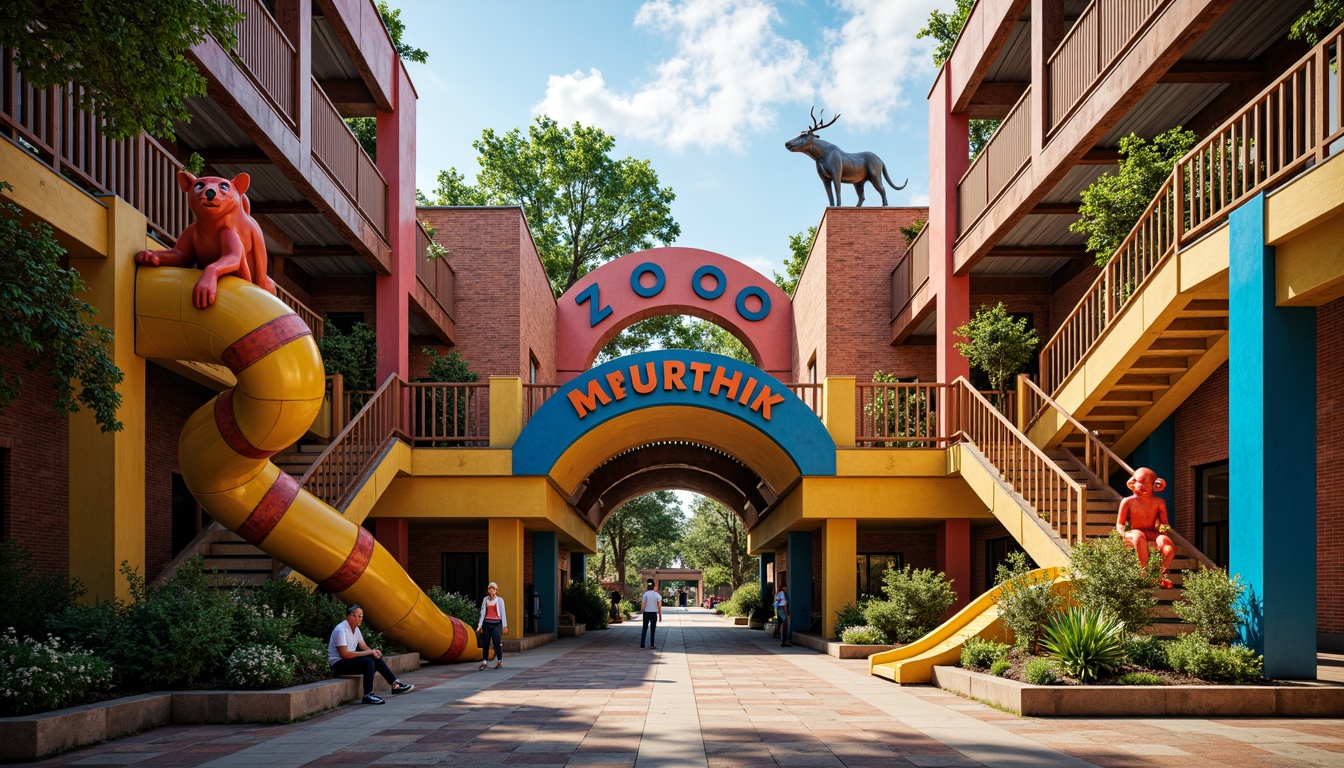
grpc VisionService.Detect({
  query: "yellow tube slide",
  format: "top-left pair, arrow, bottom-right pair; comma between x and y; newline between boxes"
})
868,567 -> 1063,684
135,268 -> 478,663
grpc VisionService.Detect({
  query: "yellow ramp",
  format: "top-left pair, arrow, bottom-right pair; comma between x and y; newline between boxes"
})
869,568 -> 1060,684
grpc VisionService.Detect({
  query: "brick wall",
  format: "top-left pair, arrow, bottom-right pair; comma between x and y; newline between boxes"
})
791,217 -> 828,382
1319,298 -> 1344,637
143,365 -> 214,580
1047,266 -> 1102,338
407,527 -> 487,590
1172,363 -> 1229,543
0,349 -> 69,574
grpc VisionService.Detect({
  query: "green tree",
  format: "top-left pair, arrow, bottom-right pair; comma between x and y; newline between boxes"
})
916,0 -> 1000,158
317,320 -> 377,411
898,218 -> 927,245
681,496 -> 755,591
1070,127 -> 1198,265
1290,0 -> 1344,44
347,2 -> 427,160
426,116 -> 680,296
0,0 -> 241,141
774,227 -> 814,296
599,492 -> 683,591
597,315 -> 752,365
954,302 -> 1039,397
0,185 -> 124,431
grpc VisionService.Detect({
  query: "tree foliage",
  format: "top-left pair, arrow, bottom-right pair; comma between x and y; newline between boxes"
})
1290,1 -> 1344,44
953,302 -> 1039,395
774,227 -> 814,296
597,315 -> 752,365
0,185 -> 124,431
680,496 -> 755,591
317,320 -> 376,412
0,0 -> 241,141
1071,127 -> 1198,265
898,218 -> 926,245
425,116 -> 680,296
599,492 -> 682,591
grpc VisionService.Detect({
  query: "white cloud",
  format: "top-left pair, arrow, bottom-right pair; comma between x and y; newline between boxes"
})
534,0 -> 816,151
819,0 -> 937,131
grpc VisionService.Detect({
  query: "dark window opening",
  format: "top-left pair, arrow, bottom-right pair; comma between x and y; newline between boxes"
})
442,552 -> 489,603
1197,462 -> 1229,569
0,448 -> 9,537
529,354 -> 539,384
326,312 -> 366,334
170,473 -> 211,557
807,354 -> 817,384
985,536 -> 1027,592
856,553 -> 904,598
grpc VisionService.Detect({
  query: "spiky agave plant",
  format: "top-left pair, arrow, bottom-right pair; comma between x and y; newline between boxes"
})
1040,607 -> 1127,682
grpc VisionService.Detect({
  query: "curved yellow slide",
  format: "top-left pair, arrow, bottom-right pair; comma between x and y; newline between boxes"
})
135,267 -> 479,663
869,567 -> 1063,684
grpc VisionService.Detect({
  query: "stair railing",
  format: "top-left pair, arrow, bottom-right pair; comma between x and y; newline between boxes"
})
300,374 -> 406,508
1017,374 -> 1218,569
950,378 -> 1085,544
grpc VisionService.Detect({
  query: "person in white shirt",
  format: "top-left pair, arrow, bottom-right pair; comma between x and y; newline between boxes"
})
476,582 -> 508,670
328,603 -> 415,704
773,586 -> 792,647
640,580 -> 663,649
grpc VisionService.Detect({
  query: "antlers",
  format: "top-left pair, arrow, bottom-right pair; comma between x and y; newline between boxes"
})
807,106 -> 840,133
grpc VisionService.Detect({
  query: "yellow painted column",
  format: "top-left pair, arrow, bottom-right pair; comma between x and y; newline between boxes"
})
820,518 -> 857,639
489,376 -> 523,448
488,518 -> 525,633
69,197 -> 146,601
823,376 -> 855,447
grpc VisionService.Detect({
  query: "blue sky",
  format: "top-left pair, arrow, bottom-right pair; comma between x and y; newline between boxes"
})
396,0 -> 943,280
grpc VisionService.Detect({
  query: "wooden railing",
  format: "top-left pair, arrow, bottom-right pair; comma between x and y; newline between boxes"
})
951,378 -> 1085,544
1047,0 -> 1166,131
405,382 -> 490,445
957,88 -> 1032,235
220,0 -> 296,124
891,226 -> 930,321
1039,25 -> 1344,395
524,384 -> 559,421
855,382 -> 951,447
1,48 -> 189,241
274,285 -> 324,340
415,222 -> 456,320
310,79 -> 387,238
787,383 -> 823,419
326,374 -> 347,435
300,376 -> 405,508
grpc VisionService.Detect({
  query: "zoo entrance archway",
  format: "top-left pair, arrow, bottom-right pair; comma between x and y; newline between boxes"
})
640,568 -> 704,607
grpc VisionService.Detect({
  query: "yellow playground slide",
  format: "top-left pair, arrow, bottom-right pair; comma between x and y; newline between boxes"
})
869,567 -> 1062,684
135,268 -> 479,663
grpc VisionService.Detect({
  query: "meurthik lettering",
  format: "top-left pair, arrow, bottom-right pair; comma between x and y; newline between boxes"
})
567,359 -> 787,420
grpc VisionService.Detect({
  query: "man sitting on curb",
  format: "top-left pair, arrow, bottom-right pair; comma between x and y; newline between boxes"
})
329,603 -> 415,704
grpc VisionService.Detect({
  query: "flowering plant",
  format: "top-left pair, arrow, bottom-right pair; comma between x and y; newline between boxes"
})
225,643 -> 294,690
0,629 -> 113,716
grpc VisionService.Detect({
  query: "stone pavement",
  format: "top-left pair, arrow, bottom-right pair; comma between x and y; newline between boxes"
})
32,609 -> 1344,768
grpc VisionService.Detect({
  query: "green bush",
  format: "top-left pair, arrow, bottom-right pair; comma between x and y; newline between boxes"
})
990,658 -> 1011,677
1067,532 -> 1160,634
993,551 -> 1062,652
0,538 -> 85,640
562,580 -> 610,630
833,600 -> 870,639
960,637 -> 1010,670
875,566 -> 957,642
1164,633 -> 1263,682
0,630 -> 114,716
280,634 -> 328,683
862,600 -> 907,644
620,599 -> 638,616
841,625 -> 888,645
724,582 -> 762,618
1122,634 -> 1169,670
1172,567 -> 1246,646
113,557 -> 233,688
1040,607 -> 1126,682
1117,672 -> 1164,686
426,587 -> 478,624
225,644 -> 295,690
232,592 -> 297,647
251,577 -> 336,640
47,599 -> 124,659
1023,657 -> 1060,685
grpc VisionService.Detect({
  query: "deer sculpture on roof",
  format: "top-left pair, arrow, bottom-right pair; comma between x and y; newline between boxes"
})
785,108 -> 906,207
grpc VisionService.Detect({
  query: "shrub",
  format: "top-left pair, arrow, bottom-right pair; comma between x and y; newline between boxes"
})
1067,532 -> 1160,634
620,599 -> 638,617
251,577 -> 333,640
841,625 -> 888,645
426,587 -> 478,624
724,582 -> 762,618
877,566 -> 957,642
47,599 -> 124,659
1024,657 -> 1060,685
303,592 -> 350,641
232,593 -> 297,647
225,644 -> 295,690
280,634 -> 327,683
112,557 -> 234,688
562,580 -> 610,630
1172,567 -> 1247,646
993,551 -> 1062,652
862,600 -> 907,644
953,303 -> 1040,397
990,658 -> 1011,677
0,538 -> 85,639
0,630 -> 114,716
1164,633 -> 1263,683
833,600 -> 871,639
1122,634 -> 1169,670
960,637 -> 1010,670
1117,672 -> 1164,686
1040,607 -> 1127,682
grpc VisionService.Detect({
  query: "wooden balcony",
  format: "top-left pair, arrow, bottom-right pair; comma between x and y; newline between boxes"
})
957,88 -> 1032,237
410,222 -> 456,342
310,77 -> 387,239
221,0 -> 297,126
890,225 -> 934,343
1046,0 -> 1167,134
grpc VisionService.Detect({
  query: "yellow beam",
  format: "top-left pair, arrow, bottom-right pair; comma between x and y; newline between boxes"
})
799,476 -> 991,519
1266,149 -> 1344,245
489,377 -> 523,448
341,441 -> 413,526
488,518 -> 525,633
823,377 -> 855,447
411,448 -> 513,476
836,448 -> 953,477
747,487 -> 804,553
0,139 -> 107,258
1275,212 -> 1344,307
821,518 -> 857,639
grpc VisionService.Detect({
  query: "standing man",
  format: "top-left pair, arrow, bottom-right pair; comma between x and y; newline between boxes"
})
640,580 -> 662,649
774,586 -> 792,648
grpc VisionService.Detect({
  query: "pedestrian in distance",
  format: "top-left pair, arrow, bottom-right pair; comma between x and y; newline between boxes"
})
328,604 -> 415,705
774,586 -> 792,647
640,580 -> 662,649
476,582 -> 508,670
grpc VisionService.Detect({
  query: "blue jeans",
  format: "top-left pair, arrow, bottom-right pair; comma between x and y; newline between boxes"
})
776,606 -> 791,643
480,620 -> 503,662
641,612 -> 658,646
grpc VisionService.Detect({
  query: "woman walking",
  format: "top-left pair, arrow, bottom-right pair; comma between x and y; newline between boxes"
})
476,582 -> 508,670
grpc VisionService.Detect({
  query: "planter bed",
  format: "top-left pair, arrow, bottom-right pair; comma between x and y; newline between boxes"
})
0,654 -> 420,762
503,632 -> 556,653
932,665 -> 1344,717
791,632 -> 903,659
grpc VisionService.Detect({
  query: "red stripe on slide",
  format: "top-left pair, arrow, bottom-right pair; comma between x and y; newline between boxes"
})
214,390 -> 275,460
437,617 -> 470,662
318,527 -> 375,593
221,315 -> 312,374
237,472 -> 300,546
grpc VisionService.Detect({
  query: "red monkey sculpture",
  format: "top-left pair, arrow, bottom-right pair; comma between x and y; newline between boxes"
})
1116,467 -> 1176,589
135,171 -> 274,308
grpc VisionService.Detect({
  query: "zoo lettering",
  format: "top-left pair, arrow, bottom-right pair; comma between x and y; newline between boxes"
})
567,360 -> 786,420
573,262 -> 772,327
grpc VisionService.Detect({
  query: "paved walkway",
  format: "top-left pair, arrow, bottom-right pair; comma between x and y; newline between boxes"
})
35,609 -> 1344,768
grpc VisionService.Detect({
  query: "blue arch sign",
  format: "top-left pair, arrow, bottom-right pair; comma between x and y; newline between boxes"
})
513,350 -> 837,477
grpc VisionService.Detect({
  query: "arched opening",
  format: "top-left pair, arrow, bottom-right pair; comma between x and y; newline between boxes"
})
592,312 -> 756,369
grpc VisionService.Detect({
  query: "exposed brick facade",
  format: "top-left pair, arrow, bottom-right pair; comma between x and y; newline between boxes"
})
1172,363 -> 1229,544
144,365 -> 215,581
1318,298 -> 1344,638
0,349 -> 70,574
